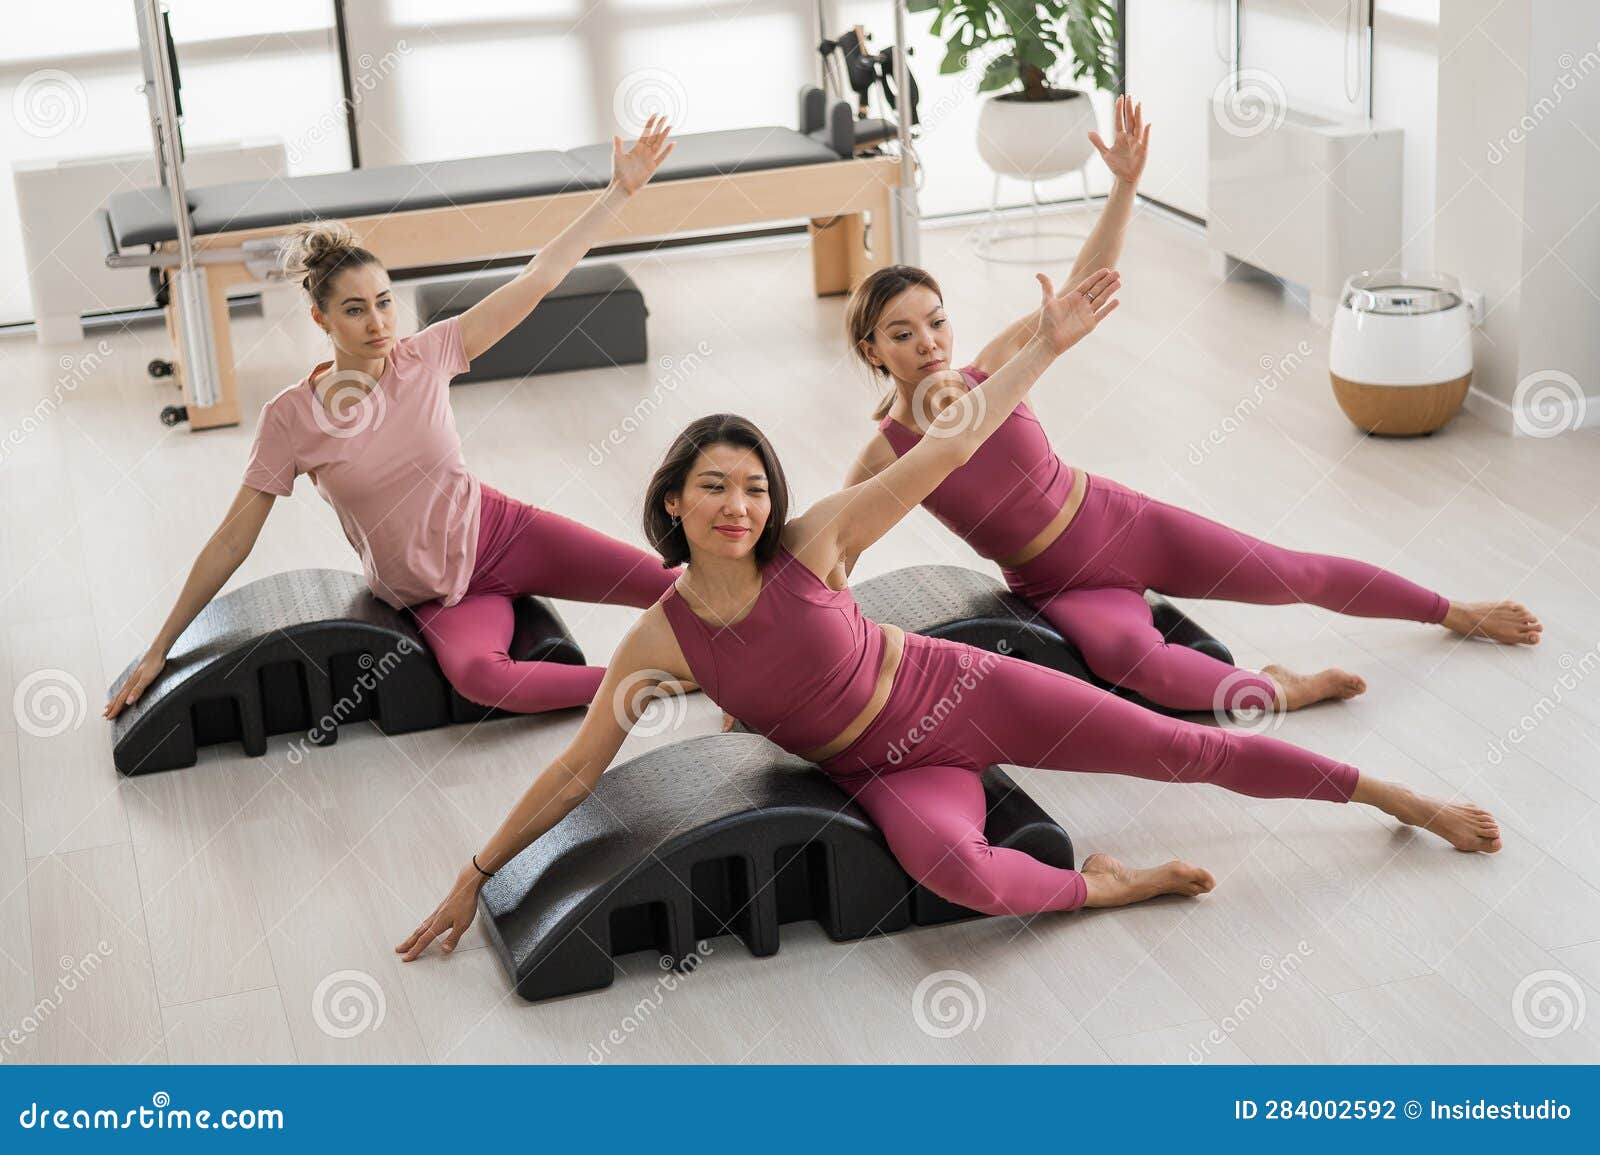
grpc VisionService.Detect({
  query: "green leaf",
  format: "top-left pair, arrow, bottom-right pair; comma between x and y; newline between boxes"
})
978,52 -> 1018,93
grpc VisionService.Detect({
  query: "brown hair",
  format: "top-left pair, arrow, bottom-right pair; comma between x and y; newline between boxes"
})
643,414 -> 790,569
278,220 -> 382,312
844,264 -> 944,420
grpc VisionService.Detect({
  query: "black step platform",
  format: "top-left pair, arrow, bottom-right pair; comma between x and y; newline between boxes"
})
479,732 -> 1073,1003
109,569 -> 584,776
851,564 -> 1234,716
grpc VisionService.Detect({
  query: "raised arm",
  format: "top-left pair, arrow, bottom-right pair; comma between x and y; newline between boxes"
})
456,116 -> 676,363
793,268 -> 1121,578
972,96 -> 1149,376
396,614 -> 690,960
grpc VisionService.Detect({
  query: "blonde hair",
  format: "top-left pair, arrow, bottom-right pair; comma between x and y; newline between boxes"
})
278,220 -> 381,312
844,264 -> 945,420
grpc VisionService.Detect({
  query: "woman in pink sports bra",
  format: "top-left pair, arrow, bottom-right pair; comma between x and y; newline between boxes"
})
105,118 -> 692,725
399,268 -> 1501,962
843,95 -> 1540,719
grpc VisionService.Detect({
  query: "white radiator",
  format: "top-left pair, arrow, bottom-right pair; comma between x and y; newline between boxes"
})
1206,103 -> 1403,325
11,139 -> 287,343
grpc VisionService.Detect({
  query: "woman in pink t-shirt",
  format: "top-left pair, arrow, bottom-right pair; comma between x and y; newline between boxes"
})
105,117 -> 688,722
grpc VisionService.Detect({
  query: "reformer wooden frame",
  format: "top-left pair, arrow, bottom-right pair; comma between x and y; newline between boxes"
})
148,154 -> 902,431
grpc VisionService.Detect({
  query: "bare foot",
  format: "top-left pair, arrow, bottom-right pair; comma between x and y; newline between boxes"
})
1443,600 -> 1542,645
1355,779 -> 1504,853
1080,852 -> 1216,908
1260,664 -> 1367,710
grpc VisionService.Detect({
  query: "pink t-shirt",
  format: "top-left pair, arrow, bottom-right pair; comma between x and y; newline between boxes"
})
242,315 -> 482,611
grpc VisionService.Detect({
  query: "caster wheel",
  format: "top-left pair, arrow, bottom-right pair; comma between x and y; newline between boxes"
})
148,358 -> 175,379
159,404 -> 188,427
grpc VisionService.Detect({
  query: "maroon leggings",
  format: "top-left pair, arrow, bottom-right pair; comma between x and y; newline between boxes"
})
819,631 -> 1359,916
410,483 -> 677,712
1002,474 -> 1450,712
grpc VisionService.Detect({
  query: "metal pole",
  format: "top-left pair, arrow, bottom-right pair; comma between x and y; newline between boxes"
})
891,0 -> 919,265
1364,0 -> 1375,120
135,0 -> 220,409
1229,0 -> 1241,93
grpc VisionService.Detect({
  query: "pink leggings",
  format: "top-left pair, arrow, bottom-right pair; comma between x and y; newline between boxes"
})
1001,474 -> 1450,712
409,483 -> 678,712
819,631 -> 1359,916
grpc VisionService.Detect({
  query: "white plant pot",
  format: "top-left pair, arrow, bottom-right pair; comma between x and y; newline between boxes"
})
977,90 -> 1097,180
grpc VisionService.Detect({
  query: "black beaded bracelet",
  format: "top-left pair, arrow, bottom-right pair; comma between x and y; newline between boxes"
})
471,853 -> 494,879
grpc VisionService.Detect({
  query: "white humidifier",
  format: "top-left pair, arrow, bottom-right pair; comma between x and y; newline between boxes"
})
1329,270 -> 1474,436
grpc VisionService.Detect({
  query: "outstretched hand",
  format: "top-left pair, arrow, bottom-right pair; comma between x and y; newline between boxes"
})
1088,94 -> 1150,186
611,114 -> 675,196
396,863 -> 482,961
1035,267 -> 1121,355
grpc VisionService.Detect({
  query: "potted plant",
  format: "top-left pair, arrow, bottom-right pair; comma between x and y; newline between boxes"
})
909,0 -> 1120,180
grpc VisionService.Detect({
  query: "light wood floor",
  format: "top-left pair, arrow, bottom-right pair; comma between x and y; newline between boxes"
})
3,206 -> 1599,1064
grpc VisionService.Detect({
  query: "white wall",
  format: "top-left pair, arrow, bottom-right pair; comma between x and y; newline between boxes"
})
1128,0 -> 1439,270
1437,0 -> 1600,423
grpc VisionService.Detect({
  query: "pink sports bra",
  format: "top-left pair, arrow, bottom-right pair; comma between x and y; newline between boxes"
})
658,544 -> 887,756
877,364 -> 1075,561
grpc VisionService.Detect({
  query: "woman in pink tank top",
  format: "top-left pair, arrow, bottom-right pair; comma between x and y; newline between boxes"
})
105,118 -> 692,724
841,95 -> 1539,721
400,270 -> 1501,963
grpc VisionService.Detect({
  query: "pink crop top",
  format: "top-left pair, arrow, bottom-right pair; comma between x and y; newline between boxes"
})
658,544 -> 887,756
877,364 -> 1074,561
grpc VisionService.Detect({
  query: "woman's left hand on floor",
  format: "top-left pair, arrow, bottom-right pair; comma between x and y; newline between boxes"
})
611,114 -> 676,195
1089,94 -> 1150,186
396,863 -> 484,961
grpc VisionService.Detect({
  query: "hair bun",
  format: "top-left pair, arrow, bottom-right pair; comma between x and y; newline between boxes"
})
279,219 -> 357,279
